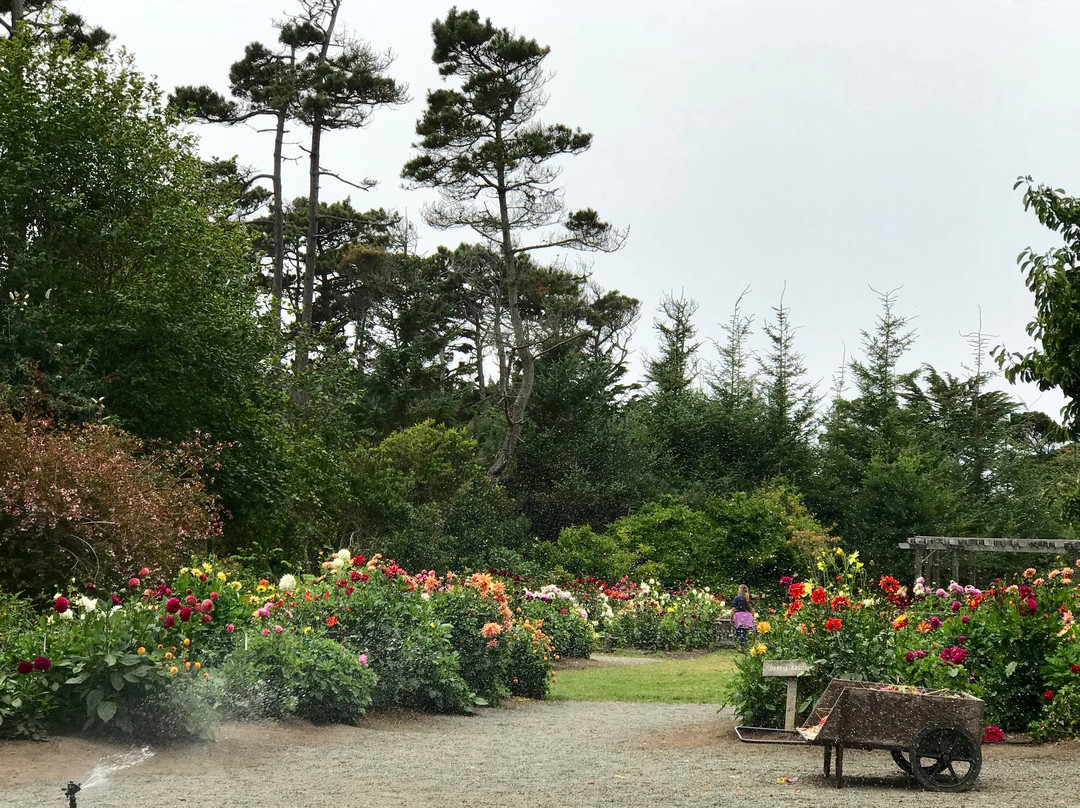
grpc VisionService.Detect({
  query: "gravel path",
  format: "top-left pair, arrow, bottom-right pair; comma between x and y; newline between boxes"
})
2,701 -> 1078,807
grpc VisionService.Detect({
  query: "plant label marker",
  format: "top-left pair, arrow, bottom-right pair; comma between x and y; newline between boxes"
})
763,659 -> 809,730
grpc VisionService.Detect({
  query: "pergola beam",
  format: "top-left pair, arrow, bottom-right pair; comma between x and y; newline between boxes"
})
899,536 -> 1080,586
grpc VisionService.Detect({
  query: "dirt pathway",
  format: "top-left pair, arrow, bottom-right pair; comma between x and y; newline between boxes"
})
1,701 -> 1077,807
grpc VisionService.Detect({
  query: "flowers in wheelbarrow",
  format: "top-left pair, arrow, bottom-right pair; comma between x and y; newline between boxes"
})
983,725 -> 1005,743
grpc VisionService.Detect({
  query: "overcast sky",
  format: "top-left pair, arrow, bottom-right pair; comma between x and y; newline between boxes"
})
69,0 -> 1079,417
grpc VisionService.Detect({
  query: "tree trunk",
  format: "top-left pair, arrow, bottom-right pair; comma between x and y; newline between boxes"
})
11,0 -> 24,27
271,107 -> 286,333
294,0 -> 340,375
295,115 -> 322,375
488,159 -> 534,479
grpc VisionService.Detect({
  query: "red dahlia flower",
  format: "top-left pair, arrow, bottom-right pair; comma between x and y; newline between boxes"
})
33,656 -> 51,672
1071,664 -> 1080,674
53,596 -> 69,614
178,607 -> 193,622
811,588 -> 827,605
1044,690 -> 1055,701
16,660 -> 34,674
983,726 -> 1005,743
878,575 -> 901,594
165,598 -> 181,614
825,617 -> 842,632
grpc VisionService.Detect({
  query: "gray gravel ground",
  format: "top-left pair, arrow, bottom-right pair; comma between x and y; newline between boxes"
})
2,700 -> 1078,808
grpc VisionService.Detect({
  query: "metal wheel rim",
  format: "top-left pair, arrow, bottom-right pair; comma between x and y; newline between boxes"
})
910,724 -> 981,792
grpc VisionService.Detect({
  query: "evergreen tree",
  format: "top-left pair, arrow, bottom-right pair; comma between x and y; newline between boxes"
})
292,0 -> 406,375
646,293 -> 700,396
758,290 -> 818,483
403,8 -> 625,478
172,28 -> 310,329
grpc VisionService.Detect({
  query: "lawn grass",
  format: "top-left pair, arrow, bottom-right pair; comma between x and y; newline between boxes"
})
550,650 -> 737,703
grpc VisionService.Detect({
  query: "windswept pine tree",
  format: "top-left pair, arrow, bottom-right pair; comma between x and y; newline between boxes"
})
403,8 -> 625,478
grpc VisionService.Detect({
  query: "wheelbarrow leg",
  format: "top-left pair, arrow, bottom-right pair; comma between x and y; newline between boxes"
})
835,745 -> 844,789
823,743 -> 832,777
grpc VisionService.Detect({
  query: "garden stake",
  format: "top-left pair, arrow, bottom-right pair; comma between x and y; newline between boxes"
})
62,780 -> 81,807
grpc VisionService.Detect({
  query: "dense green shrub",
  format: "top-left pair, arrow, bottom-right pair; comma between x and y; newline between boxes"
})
285,558 -> 474,713
503,619 -> 554,699
223,631 -> 376,724
433,586 -> 508,704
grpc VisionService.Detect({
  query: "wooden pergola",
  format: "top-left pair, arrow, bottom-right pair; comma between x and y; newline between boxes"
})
898,535 -> 1080,586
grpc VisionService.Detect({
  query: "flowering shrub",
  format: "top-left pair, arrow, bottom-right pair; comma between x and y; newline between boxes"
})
432,576 -> 510,705
518,584 -> 595,658
0,584 -> 218,742
257,552 -> 474,714
729,549 -> 893,726
503,618 -> 554,699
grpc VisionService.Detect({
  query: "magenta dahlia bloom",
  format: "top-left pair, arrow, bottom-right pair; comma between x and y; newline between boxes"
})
33,656 -> 51,672
53,596 -> 70,614
178,606 -> 193,622
165,597 -> 181,614
16,660 -> 33,675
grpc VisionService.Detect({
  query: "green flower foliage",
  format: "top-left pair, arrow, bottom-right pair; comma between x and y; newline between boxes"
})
222,631 -> 376,725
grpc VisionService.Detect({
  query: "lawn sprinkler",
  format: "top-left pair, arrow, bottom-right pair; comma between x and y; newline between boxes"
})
62,781 -> 81,807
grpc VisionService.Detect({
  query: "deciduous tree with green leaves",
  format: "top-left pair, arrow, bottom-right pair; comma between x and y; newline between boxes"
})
995,177 -> 1080,434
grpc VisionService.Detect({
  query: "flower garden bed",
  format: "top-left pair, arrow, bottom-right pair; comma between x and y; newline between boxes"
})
728,549 -> 1080,742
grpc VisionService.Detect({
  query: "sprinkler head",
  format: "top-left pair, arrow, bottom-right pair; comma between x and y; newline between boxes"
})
63,781 -> 81,807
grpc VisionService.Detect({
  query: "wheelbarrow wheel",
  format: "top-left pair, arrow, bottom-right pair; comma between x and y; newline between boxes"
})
890,750 -> 912,774
909,724 -> 981,792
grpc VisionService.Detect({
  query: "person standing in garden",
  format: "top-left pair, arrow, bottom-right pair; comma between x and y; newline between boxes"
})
731,584 -> 755,649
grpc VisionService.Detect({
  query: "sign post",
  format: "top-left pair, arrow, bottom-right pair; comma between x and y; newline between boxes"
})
762,659 -> 809,730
